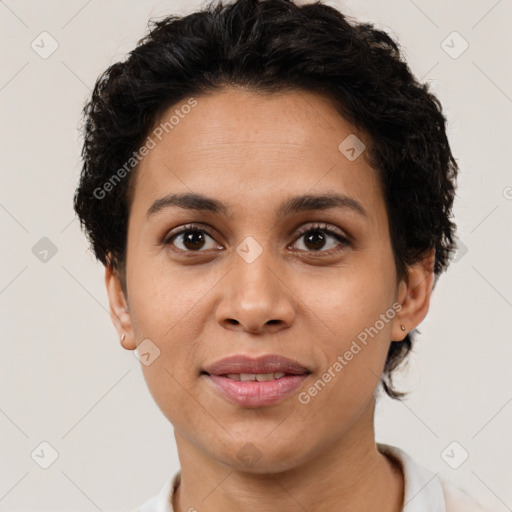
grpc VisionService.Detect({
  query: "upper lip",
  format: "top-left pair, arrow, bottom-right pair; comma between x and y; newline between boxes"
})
203,354 -> 311,376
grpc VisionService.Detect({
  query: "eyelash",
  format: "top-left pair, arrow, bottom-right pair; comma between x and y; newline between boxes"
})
163,222 -> 351,257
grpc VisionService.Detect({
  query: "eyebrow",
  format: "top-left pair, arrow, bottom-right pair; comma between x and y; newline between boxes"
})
145,192 -> 368,219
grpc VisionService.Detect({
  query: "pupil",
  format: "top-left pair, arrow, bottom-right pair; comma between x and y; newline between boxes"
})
184,230 -> 205,250
305,230 -> 325,250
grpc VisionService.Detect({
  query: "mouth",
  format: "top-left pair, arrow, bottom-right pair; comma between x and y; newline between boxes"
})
201,354 -> 312,407
202,353 -> 311,376
202,372 -> 291,381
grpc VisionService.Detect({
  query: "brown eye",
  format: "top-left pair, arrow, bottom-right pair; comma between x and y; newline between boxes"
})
291,223 -> 350,255
301,229 -> 329,251
164,225 -> 220,252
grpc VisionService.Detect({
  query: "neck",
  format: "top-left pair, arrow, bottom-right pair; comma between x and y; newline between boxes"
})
172,399 -> 403,512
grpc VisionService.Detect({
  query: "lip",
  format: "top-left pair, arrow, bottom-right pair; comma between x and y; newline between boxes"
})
203,354 -> 311,376
202,354 -> 311,408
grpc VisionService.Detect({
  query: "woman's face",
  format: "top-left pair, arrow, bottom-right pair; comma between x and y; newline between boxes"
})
111,88 -> 410,472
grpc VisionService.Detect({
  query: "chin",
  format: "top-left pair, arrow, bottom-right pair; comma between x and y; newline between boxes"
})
211,434 -> 312,475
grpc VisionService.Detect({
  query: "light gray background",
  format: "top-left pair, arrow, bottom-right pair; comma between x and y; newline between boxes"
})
1,0 -> 511,510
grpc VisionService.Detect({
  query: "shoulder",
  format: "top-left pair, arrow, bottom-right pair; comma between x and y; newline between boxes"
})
130,470 -> 181,512
441,479 -> 494,512
378,443 -> 494,512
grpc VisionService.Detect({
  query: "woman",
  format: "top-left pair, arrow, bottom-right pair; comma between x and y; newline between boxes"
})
73,0 -> 491,510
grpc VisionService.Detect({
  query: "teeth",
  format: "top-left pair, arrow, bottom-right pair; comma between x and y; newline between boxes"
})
225,372 -> 287,381
255,373 -> 274,382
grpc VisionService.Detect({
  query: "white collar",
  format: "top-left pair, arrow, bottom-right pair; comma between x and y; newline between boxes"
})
378,443 -> 446,512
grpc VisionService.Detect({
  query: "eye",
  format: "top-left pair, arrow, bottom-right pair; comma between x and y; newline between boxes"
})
163,222 -> 351,256
163,224 -> 221,252
290,223 -> 350,256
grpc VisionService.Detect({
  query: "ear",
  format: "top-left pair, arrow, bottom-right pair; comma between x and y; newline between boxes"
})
104,259 -> 136,350
391,249 -> 435,342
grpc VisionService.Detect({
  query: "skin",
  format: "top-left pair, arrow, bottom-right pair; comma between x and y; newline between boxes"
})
105,87 -> 435,512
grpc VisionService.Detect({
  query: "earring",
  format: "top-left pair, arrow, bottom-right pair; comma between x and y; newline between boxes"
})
120,333 -> 126,344
400,324 -> 406,332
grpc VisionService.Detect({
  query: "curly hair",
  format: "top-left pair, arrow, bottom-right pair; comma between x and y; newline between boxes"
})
74,0 -> 458,399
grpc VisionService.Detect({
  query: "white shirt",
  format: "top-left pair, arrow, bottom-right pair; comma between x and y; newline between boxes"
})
133,443 -> 491,512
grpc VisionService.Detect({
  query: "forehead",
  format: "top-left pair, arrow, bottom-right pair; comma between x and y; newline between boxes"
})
130,87 -> 383,221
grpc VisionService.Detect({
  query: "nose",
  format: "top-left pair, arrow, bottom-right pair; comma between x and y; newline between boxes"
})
215,246 -> 296,335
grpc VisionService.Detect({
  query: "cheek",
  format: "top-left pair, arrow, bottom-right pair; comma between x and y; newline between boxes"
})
127,253 -> 213,339
306,260 -> 396,345
318,296 -> 395,387
295,300 -> 395,436
300,262 -> 397,401
125,258 -> 223,411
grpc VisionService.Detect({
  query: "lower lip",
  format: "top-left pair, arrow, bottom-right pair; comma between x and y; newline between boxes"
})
204,374 -> 309,407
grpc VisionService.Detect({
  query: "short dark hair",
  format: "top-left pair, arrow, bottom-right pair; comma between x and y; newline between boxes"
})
74,0 -> 458,399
